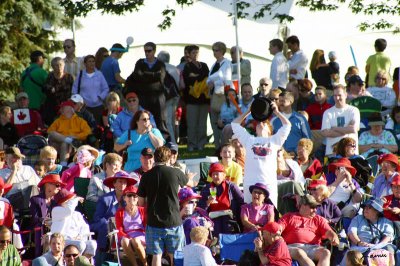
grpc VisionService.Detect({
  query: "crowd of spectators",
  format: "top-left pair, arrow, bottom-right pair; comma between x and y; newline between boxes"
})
0,36 -> 398,266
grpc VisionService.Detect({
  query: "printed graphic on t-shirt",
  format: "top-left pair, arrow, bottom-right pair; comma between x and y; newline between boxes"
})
251,143 -> 272,157
337,116 -> 345,127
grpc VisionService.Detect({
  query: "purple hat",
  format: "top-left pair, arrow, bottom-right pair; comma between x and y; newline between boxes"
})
178,187 -> 201,203
249,183 -> 269,197
103,170 -> 137,189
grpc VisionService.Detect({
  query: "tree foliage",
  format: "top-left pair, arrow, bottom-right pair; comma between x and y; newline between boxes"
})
0,0 -> 68,99
59,0 -> 400,32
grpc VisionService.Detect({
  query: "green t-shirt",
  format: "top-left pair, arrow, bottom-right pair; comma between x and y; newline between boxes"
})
0,244 -> 21,266
20,63 -> 48,110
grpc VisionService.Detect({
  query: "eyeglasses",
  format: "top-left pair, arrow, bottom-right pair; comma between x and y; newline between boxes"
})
144,49 -> 153,53
0,240 -> 10,244
260,83 -> 269,87
141,118 -> 150,122
65,253 -> 79,258
188,200 -> 198,204
63,46 -> 72,49
252,190 -> 264,195
125,194 -> 138,198
346,144 -> 356,148
127,98 -> 137,103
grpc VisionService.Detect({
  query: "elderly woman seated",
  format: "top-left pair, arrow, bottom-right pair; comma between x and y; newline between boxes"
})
240,183 -> 274,233
346,197 -> 395,264
359,114 -> 398,158
47,100 -> 92,166
296,138 -> 323,180
327,158 -> 362,218
51,188 -> 97,259
372,153 -> 400,199
198,163 -> 244,236
307,179 -> 342,225
178,187 -> 213,244
383,175 -> 400,222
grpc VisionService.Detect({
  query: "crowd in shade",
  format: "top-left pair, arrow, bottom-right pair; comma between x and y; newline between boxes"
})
0,36 -> 399,266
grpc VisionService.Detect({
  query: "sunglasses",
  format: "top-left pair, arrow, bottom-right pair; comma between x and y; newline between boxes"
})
144,49 -> 153,53
51,183 -> 61,188
0,240 -> 10,244
127,98 -> 137,103
63,46 -> 72,49
171,150 -> 177,155
65,253 -> 79,258
309,188 -> 317,192
260,83 -> 269,87
269,97 -> 279,101
125,194 -> 138,198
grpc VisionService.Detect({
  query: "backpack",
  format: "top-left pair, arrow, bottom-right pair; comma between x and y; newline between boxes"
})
164,71 -> 179,100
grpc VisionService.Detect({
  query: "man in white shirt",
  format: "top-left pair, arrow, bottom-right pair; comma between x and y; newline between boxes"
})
63,39 -> 84,79
321,85 -> 360,156
0,147 -> 40,209
269,39 -> 288,89
286,36 -> 308,80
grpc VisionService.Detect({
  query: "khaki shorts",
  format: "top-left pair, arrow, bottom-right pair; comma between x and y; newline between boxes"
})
288,243 -> 325,260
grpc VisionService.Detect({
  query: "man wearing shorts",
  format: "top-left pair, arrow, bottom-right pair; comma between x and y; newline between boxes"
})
138,146 -> 193,266
278,195 -> 339,266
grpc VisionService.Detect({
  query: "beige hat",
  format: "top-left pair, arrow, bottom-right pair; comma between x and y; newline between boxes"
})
5,147 -> 25,159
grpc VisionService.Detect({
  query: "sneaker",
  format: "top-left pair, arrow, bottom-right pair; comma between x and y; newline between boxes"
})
71,139 -> 82,149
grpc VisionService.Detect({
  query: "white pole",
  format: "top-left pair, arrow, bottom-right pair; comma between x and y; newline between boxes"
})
233,0 -> 241,90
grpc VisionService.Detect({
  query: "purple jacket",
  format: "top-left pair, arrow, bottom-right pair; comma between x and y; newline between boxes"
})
316,198 -> 342,224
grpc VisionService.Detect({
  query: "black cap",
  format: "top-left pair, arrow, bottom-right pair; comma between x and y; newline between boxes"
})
348,75 -> 364,85
141,147 -> 154,157
30,50 -> 46,63
166,142 -> 178,152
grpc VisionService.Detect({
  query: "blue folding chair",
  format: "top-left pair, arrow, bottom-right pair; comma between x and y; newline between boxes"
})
219,232 -> 258,263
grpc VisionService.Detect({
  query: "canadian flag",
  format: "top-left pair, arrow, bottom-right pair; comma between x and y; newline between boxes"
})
13,108 -> 31,125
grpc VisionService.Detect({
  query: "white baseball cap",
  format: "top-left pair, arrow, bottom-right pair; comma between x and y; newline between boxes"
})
71,94 -> 84,104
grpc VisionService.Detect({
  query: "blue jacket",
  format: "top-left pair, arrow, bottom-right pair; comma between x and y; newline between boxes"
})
271,112 -> 311,153
111,106 -> 156,138
90,191 -> 122,249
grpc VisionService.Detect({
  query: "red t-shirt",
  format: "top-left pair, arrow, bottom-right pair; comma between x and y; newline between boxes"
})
278,213 -> 331,245
383,195 -> 400,221
261,238 -> 292,266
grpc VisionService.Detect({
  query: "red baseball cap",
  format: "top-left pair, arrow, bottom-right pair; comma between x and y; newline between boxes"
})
260,222 -> 282,235
208,163 -> 225,176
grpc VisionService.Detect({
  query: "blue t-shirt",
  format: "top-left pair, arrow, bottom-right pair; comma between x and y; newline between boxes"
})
101,57 -> 121,87
117,128 -> 164,172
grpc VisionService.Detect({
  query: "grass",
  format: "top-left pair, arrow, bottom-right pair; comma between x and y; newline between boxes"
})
178,144 -> 217,159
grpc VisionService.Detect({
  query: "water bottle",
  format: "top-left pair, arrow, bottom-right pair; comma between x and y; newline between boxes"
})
338,229 -> 348,251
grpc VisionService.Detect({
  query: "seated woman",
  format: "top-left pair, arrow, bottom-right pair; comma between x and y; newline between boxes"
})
86,153 -> 122,203
178,187 -> 213,244
115,185 -> 147,266
30,174 -> 65,257
383,175 -> 400,222
372,153 -> 400,199
183,226 -> 219,266
307,179 -> 341,225
296,138 -> 323,180
198,163 -> 244,236
51,188 -> 97,259
277,148 -> 305,215
347,197 -> 395,263
331,137 -> 372,190
32,233 -> 64,266
367,71 -> 396,117
114,110 -> 164,173
359,113 -> 398,158
241,183 -> 274,232
47,100 -> 92,166
61,146 -> 98,192
327,158 -> 362,218
217,88 -> 239,130
39,146 -> 67,175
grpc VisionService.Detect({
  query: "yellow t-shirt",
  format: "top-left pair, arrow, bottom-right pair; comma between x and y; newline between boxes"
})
207,161 -> 243,186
